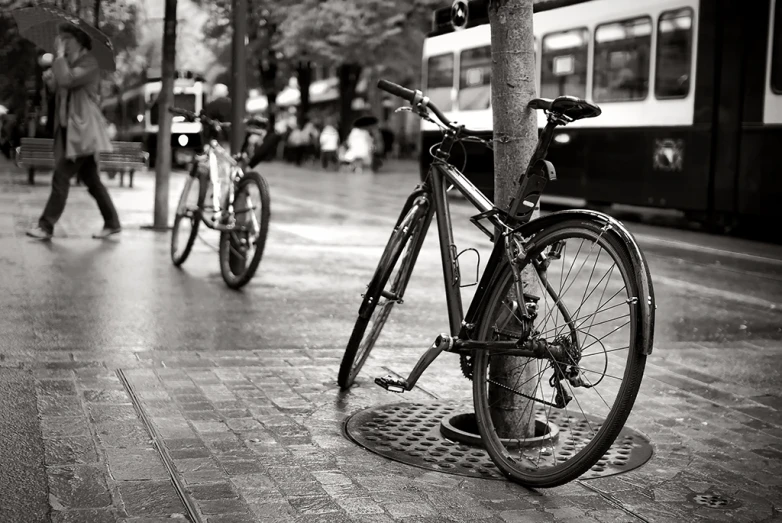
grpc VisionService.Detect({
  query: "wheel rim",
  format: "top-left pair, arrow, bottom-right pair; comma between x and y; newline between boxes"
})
474,226 -> 641,481
171,176 -> 199,262
346,209 -> 424,384
350,301 -> 395,381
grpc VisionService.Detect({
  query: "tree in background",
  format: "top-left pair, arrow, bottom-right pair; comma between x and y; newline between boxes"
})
196,0 -> 298,130
276,0 -> 439,137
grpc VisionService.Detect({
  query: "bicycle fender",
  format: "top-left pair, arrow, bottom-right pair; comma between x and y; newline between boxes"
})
516,209 -> 656,355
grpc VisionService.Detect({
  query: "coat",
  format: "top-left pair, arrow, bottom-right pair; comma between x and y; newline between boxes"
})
49,52 -> 112,162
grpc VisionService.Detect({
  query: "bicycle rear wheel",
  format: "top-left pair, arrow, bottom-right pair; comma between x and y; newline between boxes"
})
338,200 -> 429,390
171,169 -> 204,266
472,216 -> 652,488
219,171 -> 271,289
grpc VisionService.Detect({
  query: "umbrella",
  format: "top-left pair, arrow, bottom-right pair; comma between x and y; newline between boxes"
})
352,115 -> 379,129
11,5 -> 116,72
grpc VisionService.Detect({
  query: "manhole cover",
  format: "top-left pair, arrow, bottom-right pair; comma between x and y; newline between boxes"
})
687,492 -> 743,509
344,401 -> 653,481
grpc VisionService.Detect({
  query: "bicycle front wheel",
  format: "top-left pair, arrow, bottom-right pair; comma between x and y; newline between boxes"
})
171,169 -> 204,266
219,171 -> 271,289
338,200 -> 429,390
472,217 -> 651,488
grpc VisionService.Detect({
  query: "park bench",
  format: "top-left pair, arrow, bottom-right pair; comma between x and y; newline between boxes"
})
16,138 -> 148,187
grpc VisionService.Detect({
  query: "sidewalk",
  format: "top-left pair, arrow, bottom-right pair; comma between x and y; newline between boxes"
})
0,159 -> 780,523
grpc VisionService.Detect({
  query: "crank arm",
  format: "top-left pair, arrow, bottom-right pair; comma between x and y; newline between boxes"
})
377,333 -> 452,392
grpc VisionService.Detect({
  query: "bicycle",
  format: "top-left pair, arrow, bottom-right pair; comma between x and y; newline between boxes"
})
338,80 -> 656,488
169,107 -> 271,289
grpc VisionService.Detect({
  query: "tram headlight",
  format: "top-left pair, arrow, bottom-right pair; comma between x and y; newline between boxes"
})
178,134 -> 189,147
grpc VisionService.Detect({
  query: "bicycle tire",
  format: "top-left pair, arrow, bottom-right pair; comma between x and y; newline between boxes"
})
171,169 -> 204,267
472,217 -> 651,488
338,200 -> 429,390
219,171 -> 271,289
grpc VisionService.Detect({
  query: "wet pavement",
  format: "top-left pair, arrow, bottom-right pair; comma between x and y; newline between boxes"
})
0,156 -> 781,522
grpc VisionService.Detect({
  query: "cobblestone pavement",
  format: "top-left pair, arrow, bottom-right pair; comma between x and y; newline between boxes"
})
0,159 -> 780,523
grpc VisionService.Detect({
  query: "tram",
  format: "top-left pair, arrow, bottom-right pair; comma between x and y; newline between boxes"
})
101,71 -> 206,167
420,0 -> 782,230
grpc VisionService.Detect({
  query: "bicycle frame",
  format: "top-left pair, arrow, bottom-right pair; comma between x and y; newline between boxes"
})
193,138 -> 246,232
388,117 -> 569,390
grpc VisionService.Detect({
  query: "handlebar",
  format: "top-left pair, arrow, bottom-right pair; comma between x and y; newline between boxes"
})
377,79 -> 485,137
168,107 -> 268,132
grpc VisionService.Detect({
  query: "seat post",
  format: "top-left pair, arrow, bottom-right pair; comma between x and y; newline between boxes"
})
505,118 -> 562,222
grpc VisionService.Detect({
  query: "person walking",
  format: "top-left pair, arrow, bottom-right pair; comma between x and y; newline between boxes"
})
319,118 -> 339,170
26,24 -> 120,240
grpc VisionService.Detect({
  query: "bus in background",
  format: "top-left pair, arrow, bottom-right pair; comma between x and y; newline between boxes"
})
102,71 -> 206,168
421,0 -> 782,233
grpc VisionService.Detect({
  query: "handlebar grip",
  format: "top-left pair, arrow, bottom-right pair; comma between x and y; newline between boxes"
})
377,79 -> 416,103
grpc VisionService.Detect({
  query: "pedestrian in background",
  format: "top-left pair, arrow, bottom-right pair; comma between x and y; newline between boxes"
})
26,24 -> 120,241
319,118 -> 339,170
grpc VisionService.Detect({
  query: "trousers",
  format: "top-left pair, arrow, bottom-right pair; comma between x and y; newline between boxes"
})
39,128 -> 120,234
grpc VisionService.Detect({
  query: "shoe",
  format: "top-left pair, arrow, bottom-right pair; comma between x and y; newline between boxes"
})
26,226 -> 53,240
92,227 -> 121,239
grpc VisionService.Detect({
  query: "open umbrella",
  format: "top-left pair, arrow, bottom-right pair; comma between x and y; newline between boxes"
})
11,4 -> 116,72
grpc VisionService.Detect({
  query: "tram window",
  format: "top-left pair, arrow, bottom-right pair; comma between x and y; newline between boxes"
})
426,53 -> 454,111
772,0 -> 782,93
593,17 -> 651,102
655,8 -> 693,99
541,28 -> 589,99
459,46 -> 491,110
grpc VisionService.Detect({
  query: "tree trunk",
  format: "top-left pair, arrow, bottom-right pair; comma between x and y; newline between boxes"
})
297,61 -> 312,125
365,65 -> 385,122
488,0 -> 539,439
259,50 -> 278,129
230,0 -> 247,153
153,0 -> 177,230
337,63 -> 361,140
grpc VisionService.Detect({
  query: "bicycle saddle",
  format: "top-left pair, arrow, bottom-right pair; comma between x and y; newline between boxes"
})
529,96 -> 601,120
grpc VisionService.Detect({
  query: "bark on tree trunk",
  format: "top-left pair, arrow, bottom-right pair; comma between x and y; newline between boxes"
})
153,0 -> 177,229
488,0 -> 540,439
297,61 -> 312,124
337,63 -> 361,140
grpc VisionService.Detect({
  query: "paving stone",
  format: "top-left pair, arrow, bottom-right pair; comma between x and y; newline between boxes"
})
38,394 -> 83,416
48,465 -> 112,509
188,482 -> 238,501
118,481 -> 185,517
42,416 -> 91,438
198,498 -> 252,515
206,515 -> 260,523
219,458 -> 265,475
37,379 -> 77,396
44,437 -> 99,466
333,496 -> 386,516
106,448 -> 169,481
89,404 -> 139,423
51,508 -> 120,523
83,389 -> 132,403
382,500 -> 437,518
96,421 -> 151,448
286,495 -> 343,515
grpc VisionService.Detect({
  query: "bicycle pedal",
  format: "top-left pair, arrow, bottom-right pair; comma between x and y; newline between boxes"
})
374,375 -> 408,393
